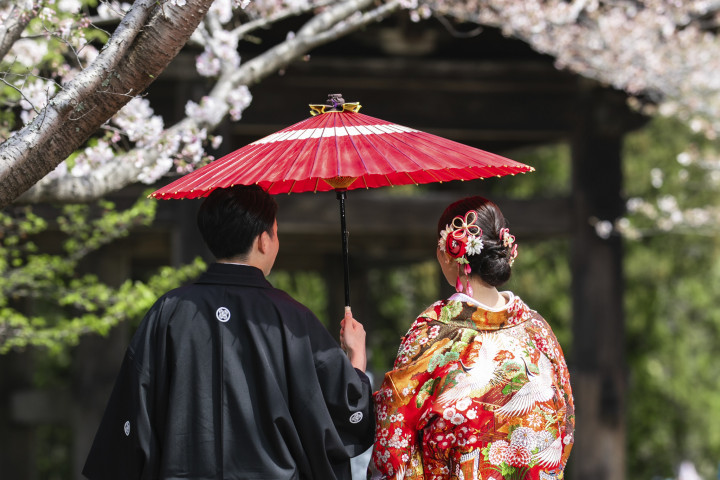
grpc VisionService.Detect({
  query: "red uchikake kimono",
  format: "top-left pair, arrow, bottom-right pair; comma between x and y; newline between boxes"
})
370,292 -> 574,480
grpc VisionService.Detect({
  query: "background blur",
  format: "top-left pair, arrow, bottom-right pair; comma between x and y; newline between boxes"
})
1,2 -> 719,479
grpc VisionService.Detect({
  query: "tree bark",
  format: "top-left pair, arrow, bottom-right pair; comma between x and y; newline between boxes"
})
0,0 -> 216,209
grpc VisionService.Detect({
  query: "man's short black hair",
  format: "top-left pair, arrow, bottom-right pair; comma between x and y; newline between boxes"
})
197,185 -> 278,260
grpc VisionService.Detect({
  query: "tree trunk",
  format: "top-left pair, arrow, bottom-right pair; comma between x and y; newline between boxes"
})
0,0 -> 215,209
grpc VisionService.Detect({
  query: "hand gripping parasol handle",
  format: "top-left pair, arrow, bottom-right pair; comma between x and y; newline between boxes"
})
336,189 -> 351,308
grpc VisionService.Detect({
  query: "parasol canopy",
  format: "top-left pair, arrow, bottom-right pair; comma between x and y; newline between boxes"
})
150,94 -> 533,199
151,94 -> 534,310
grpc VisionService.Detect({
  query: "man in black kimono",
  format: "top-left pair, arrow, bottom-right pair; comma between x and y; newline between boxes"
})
83,185 -> 374,480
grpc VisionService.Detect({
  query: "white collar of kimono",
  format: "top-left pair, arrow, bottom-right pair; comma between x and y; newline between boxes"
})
449,291 -> 515,312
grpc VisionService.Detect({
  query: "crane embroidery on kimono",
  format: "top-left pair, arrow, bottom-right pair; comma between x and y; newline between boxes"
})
533,436 -> 563,468
495,354 -> 556,418
436,334 -> 503,406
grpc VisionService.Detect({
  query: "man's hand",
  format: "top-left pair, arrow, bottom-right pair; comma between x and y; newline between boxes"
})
340,307 -> 367,372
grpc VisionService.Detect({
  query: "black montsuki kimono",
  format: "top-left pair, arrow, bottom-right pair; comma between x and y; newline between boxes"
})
83,263 -> 374,480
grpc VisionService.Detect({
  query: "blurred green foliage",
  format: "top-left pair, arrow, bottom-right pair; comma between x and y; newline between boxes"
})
0,194 -> 205,354
0,192 -> 207,478
486,143 -> 572,198
623,116 -> 720,479
504,239 -> 572,353
4,115 -> 720,479
36,425 -> 73,480
366,261 -> 441,374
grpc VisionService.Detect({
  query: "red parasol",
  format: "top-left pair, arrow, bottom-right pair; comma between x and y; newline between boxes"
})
151,94 -> 534,309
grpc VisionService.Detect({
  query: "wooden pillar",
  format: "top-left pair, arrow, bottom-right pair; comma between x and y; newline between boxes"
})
569,85 -> 627,480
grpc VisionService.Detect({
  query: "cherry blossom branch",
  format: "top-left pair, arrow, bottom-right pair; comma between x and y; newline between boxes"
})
0,72 -> 40,113
0,4 -> 34,61
423,1 -> 720,135
230,0 -> 337,39
0,0 -> 217,208
7,0 -> 720,206
17,0 -> 400,204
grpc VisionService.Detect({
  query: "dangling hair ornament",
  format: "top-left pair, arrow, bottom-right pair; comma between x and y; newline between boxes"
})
438,211 -> 483,295
499,228 -> 519,266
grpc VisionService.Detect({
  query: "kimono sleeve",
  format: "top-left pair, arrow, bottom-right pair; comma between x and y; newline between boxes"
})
82,352 -> 158,479
82,305 -> 165,480
285,307 -> 375,479
526,312 -> 575,463
369,319 -> 438,479
310,318 -> 375,457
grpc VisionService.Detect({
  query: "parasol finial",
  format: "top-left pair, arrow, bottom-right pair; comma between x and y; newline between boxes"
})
309,93 -> 361,116
328,93 -> 344,109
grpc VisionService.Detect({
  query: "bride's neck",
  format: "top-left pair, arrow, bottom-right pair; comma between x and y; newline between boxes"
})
466,276 -> 506,309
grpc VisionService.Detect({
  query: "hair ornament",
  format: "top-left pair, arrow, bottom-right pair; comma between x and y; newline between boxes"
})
439,211 -> 484,259
499,227 -> 519,266
439,210 -> 484,295
452,211 -> 482,239
455,275 -> 464,293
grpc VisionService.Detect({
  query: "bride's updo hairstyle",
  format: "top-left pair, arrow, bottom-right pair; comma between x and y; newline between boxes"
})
437,196 -> 515,288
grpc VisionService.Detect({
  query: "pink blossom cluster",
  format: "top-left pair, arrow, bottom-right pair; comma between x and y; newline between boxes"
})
1,0 -> 274,188
3,0 -> 720,205
417,1 -> 720,137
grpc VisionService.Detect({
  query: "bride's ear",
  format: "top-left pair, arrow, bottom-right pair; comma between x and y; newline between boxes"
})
436,248 -> 451,265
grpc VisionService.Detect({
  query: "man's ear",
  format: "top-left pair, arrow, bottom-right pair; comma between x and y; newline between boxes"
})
256,230 -> 270,254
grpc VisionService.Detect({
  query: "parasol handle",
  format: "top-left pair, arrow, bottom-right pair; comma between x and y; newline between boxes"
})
336,189 -> 351,308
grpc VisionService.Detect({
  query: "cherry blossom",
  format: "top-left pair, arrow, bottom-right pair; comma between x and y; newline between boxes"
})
8,39 -> 48,68
2,0 -> 720,214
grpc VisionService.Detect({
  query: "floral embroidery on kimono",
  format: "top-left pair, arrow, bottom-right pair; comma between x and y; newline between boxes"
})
370,293 -> 574,480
